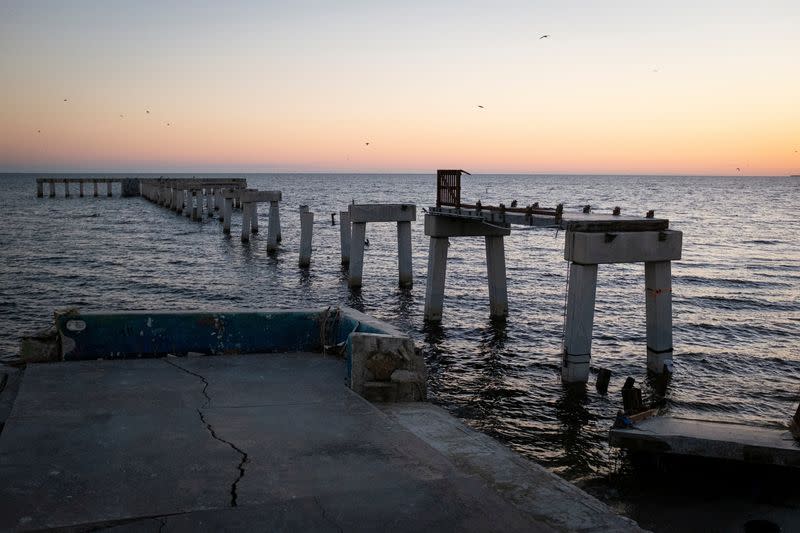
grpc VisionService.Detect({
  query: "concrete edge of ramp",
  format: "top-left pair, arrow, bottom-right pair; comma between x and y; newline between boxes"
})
380,402 -> 645,533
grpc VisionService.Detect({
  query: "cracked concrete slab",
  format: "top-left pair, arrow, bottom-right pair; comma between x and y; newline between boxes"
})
0,353 -> 634,531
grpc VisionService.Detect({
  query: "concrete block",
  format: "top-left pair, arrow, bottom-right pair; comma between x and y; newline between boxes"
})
347,333 -> 426,402
424,214 -> 510,238
239,190 -> 282,203
564,230 -> 682,264
349,203 -> 416,223
19,326 -> 60,363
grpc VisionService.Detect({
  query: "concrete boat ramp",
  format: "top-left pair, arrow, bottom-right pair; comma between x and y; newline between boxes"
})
610,416 -> 800,468
0,353 -> 640,532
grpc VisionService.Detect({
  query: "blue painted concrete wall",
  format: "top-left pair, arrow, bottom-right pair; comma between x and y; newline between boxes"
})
55,308 -> 396,361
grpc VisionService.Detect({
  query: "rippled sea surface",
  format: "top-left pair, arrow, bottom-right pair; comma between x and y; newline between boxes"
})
1,173 -> 798,480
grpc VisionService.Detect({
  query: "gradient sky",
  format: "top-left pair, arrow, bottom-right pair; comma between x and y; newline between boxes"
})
1,0 -> 798,174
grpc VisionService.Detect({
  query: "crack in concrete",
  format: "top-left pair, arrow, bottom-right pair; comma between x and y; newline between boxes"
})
164,358 -> 211,407
314,496 -> 344,533
164,358 -> 248,507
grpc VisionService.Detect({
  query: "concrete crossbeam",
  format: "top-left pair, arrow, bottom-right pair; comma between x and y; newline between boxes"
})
424,214 -> 510,238
564,230 -> 682,265
349,204 -> 416,223
239,190 -> 282,203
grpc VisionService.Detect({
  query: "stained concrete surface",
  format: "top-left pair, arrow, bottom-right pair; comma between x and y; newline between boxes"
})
0,353 -> 638,531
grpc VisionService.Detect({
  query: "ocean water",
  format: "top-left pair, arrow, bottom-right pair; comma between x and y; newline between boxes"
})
1,173 -> 798,480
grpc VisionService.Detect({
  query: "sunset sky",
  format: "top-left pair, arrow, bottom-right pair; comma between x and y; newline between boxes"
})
1,1 -> 798,175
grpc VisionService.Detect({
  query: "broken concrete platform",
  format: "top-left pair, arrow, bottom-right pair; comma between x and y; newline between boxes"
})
610,416 -> 800,468
0,354 -> 641,531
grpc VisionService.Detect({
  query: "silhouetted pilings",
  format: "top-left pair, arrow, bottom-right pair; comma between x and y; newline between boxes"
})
36,177 -> 140,198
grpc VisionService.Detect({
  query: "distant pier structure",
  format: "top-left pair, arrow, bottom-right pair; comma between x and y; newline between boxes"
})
424,170 -> 682,383
36,177 -> 141,198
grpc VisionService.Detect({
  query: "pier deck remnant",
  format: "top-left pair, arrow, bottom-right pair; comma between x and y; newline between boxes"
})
424,169 -> 682,383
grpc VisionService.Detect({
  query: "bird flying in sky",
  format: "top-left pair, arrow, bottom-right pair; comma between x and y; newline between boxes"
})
365,142 -> 370,146
477,105 -> 484,109
539,34 -> 549,39
736,167 -> 741,172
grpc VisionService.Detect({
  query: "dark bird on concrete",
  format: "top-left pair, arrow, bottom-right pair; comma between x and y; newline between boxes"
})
364,239 -> 370,247
539,34 -> 549,39
510,200 -> 518,208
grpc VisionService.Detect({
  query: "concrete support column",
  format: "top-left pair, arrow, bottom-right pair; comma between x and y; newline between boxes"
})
299,206 -> 313,267
250,203 -> 258,233
106,182 -> 112,197
207,189 -> 214,211
241,202 -> 252,242
49,182 -> 55,197
93,181 -> 99,197
266,200 -> 280,252
183,191 -> 190,217
275,204 -> 282,242
424,237 -> 450,321
37,181 -> 43,197
340,210 -> 351,265
561,263 -> 598,383
397,221 -> 413,287
79,181 -> 84,197
64,180 -> 70,197
348,222 -> 367,288
485,236 -> 508,319
223,198 -> 233,234
645,260 -> 674,373
215,189 -> 222,211
191,191 -> 199,220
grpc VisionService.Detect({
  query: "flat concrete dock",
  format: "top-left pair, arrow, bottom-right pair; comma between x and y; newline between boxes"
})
0,354 -> 640,531
610,416 -> 800,467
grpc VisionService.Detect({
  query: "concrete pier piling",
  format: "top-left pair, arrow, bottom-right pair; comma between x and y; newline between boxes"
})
397,221 -> 413,287
645,260 -> 673,373
423,214 -> 510,321
223,192 -> 234,234
64,180 -> 70,197
49,181 -> 55,197
241,201 -> 252,242
347,204 -> 417,288
424,237 -> 450,321
267,200 -> 280,252
340,210 -> 351,265
560,229 -> 682,382
36,180 -> 43,197
191,190 -> 200,220
561,263 -> 598,383
106,181 -> 112,197
485,235 -> 508,318
250,203 -> 258,232
94,181 -> 99,197
299,205 -> 314,267
79,181 -> 84,197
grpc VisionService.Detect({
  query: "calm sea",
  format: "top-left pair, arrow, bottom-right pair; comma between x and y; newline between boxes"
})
1,173 -> 798,480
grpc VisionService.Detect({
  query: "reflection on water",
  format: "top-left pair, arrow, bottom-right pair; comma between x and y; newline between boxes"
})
1,173 -> 799,483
